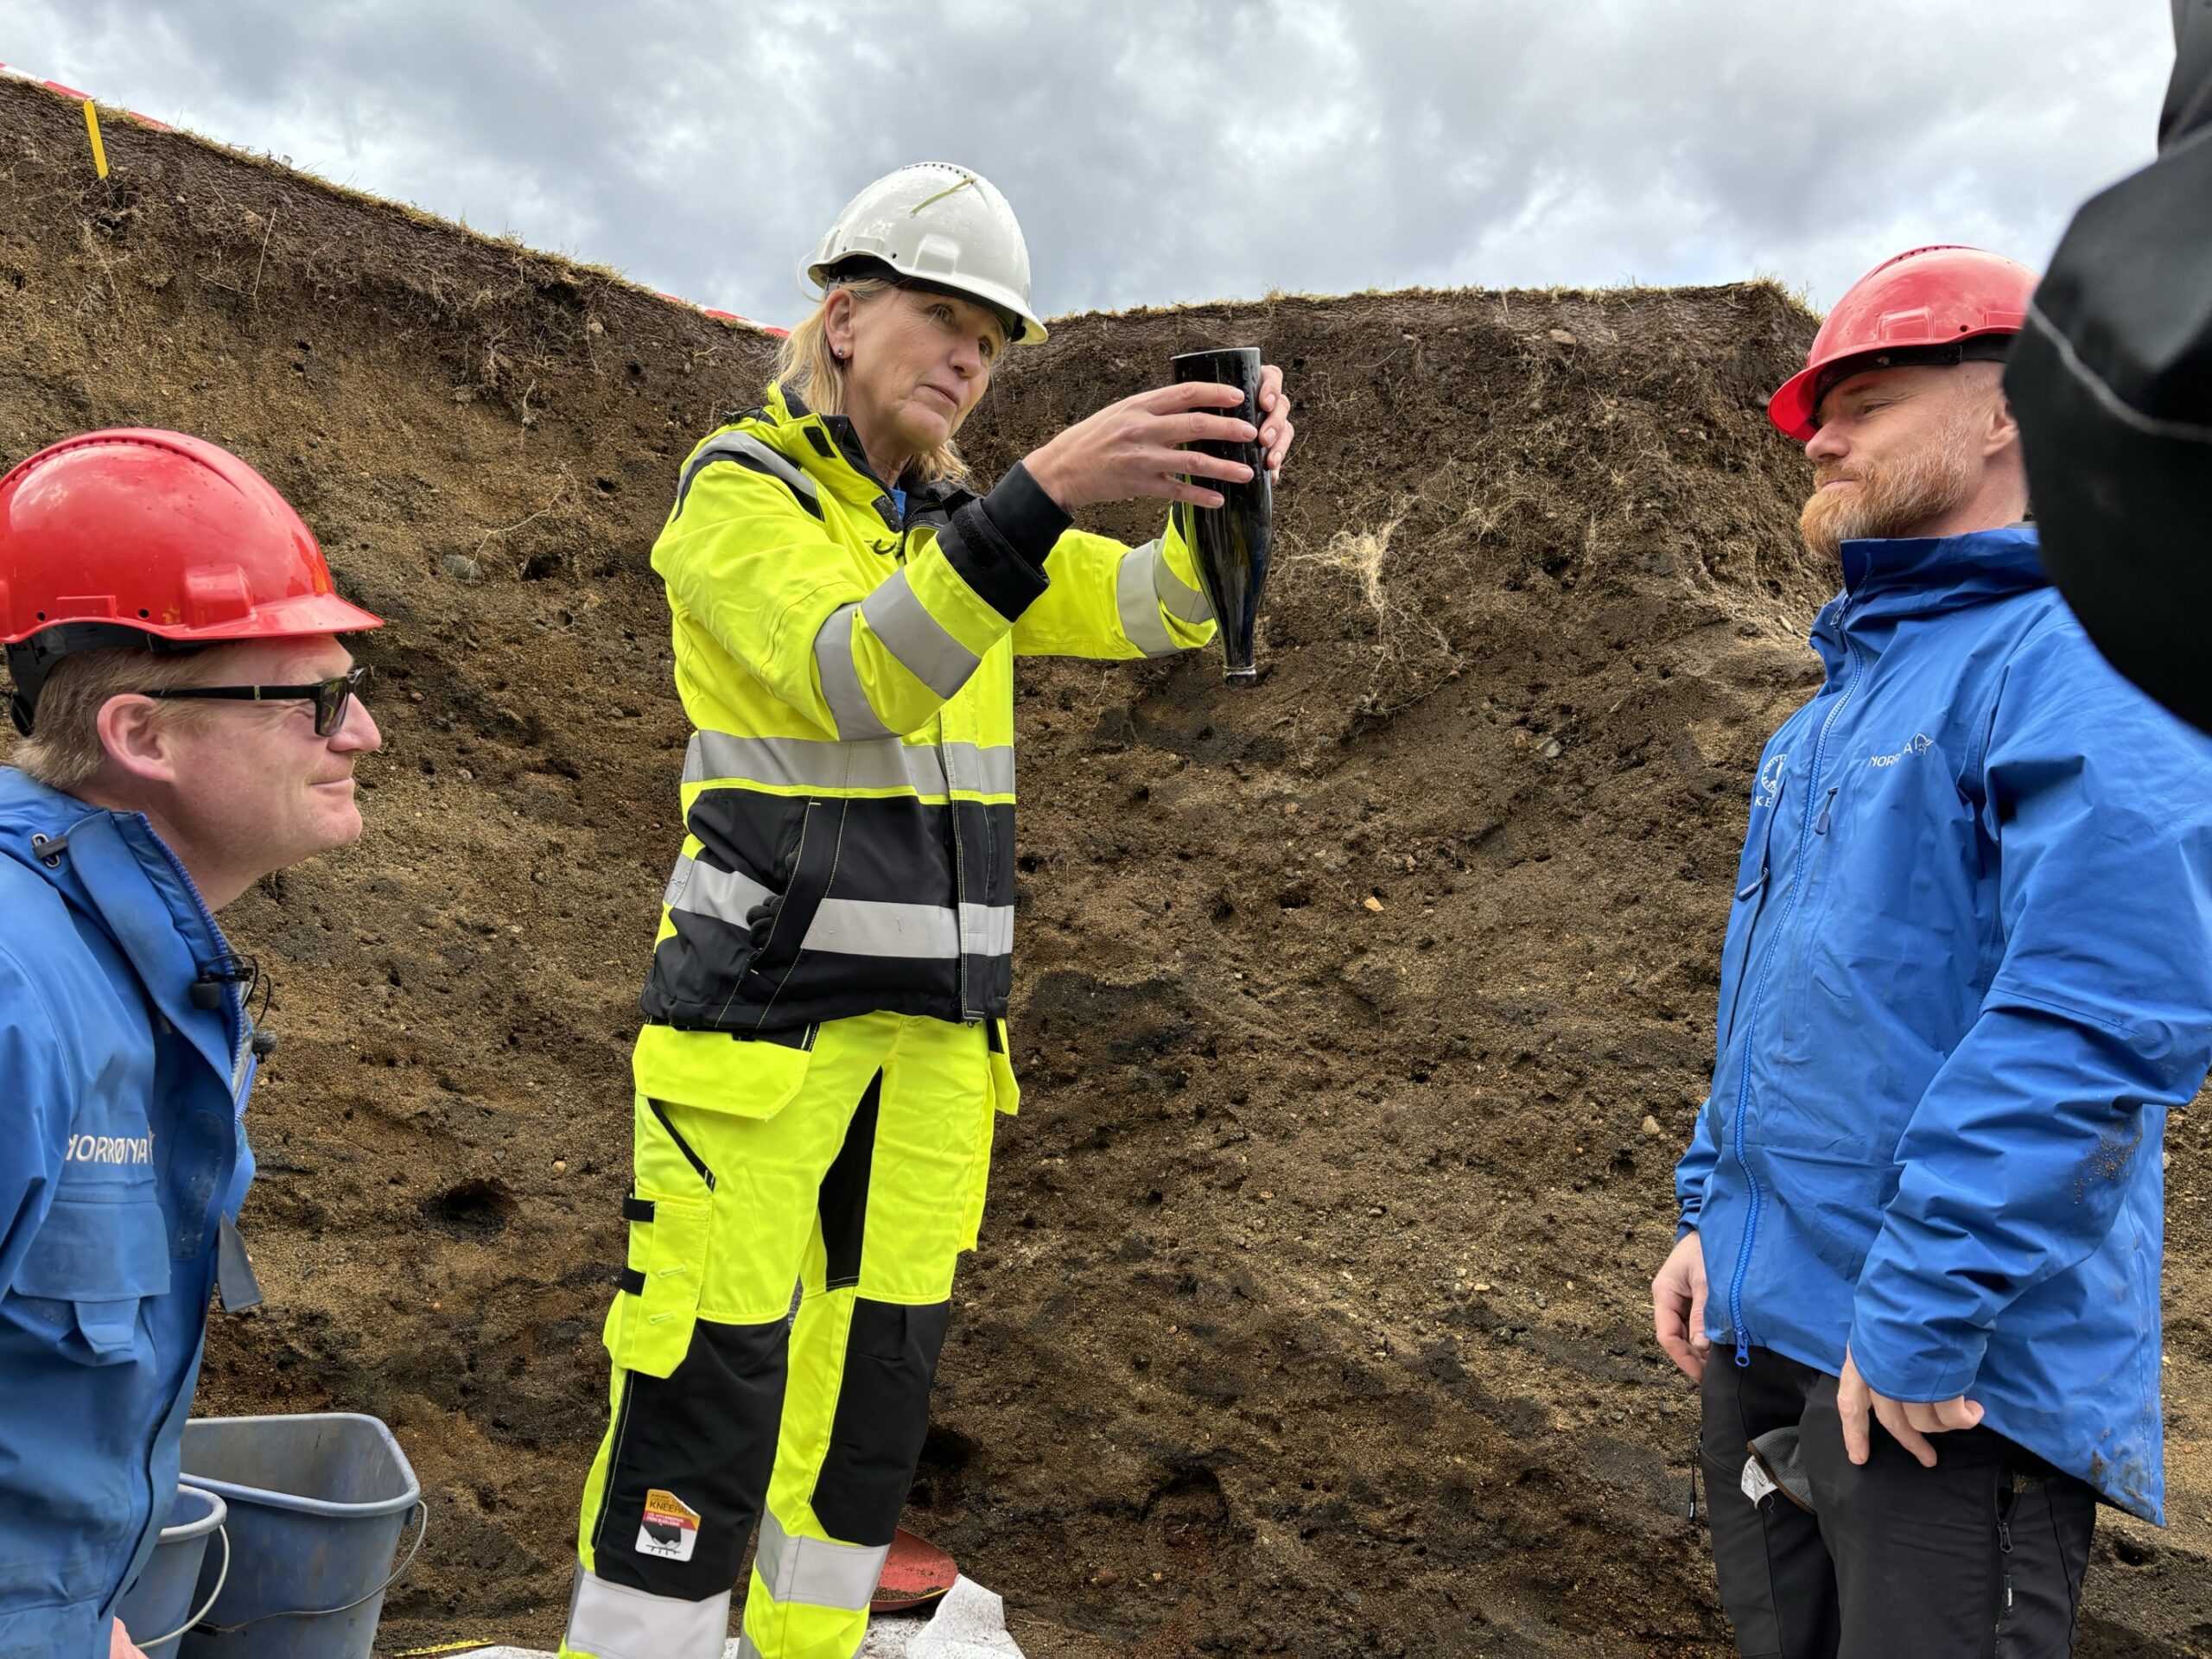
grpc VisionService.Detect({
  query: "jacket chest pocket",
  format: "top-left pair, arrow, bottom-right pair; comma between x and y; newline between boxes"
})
11,1194 -> 174,1363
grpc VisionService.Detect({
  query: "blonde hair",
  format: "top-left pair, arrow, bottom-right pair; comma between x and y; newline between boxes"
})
775,276 -> 977,488
8,644 -> 229,792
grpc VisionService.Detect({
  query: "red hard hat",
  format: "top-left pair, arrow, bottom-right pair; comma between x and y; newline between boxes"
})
1768,246 -> 2038,442
1,429 -> 380,731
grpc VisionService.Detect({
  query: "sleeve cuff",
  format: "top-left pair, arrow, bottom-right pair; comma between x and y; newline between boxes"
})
1847,1313 -> 1987,1404
937,462 -> 1064,622
980,461 -> 1073,561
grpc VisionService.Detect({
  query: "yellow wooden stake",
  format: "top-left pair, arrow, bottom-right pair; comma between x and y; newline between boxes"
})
82,99 -> 109,179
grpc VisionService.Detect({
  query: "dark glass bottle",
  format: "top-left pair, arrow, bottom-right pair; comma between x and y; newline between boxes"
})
1170,346 -> 1274,683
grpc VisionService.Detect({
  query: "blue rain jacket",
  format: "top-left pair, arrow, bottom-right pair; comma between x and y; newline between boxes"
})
1675,526 -> 2212,1522
0,768 -> 257,1656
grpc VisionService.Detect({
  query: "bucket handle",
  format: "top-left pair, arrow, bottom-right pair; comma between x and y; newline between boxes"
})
140,1524 -> 231,1650
194,1498 -> 428,1635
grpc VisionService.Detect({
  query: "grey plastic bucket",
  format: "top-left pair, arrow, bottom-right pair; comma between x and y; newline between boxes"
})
117,1484 -> 228,1659
175,1413 -> 424,1659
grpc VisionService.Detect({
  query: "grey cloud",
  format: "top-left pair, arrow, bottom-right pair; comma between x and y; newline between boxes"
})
10,0 -> 2177,325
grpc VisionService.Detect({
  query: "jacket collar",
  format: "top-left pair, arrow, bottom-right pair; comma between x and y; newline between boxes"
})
1809,524 -> 2049,677
1838,523 -> 2047,614
0,768 -> 242,1086
754,384 -> 971,530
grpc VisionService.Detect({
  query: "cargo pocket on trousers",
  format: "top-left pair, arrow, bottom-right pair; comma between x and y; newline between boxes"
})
632,1021 -> 817,1120
957,1022 -> 1020,1251
607,1191 -> 712,1379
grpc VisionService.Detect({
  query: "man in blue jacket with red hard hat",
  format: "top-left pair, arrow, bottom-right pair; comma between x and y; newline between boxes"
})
1652,246 -> 2212,1657
0,429 -> 383,1657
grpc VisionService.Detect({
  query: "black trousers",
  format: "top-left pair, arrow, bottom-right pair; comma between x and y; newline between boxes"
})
1702,1347 -> 2097,1658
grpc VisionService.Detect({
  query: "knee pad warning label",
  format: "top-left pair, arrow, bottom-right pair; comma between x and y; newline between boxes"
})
638,1488 -> 702,1562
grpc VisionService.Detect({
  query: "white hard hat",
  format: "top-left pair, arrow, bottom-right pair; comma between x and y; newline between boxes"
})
802,162 -> 1046,345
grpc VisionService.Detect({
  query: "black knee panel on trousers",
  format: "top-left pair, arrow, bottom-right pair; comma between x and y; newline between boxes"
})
810,1298 -> 952,1546
593,1318 -> 789,1599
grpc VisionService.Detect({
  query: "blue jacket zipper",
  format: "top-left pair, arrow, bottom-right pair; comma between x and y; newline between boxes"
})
1726,601 -> 1863,1365
1717,775 -> 1786,1050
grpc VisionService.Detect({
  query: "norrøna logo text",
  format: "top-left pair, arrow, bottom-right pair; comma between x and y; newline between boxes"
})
67,1135 -> 152,1166
1870,734 -> 1936,768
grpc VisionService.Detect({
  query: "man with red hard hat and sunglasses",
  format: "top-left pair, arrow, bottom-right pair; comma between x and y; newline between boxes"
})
1653,248 -> 2212,1655
0,429 -> 381,1656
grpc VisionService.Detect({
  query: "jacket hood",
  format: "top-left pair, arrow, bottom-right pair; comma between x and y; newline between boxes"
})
0,766 -> 241,1086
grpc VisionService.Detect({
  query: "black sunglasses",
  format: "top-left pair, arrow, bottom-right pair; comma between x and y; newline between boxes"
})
148,665 -> 370,737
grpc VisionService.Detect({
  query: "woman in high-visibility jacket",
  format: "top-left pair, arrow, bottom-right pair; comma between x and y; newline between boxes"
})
561,163 -> 1294,1659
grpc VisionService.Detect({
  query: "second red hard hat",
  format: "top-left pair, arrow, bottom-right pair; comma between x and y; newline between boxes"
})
1769,246 -> 2038,442
0,428 -> 382,648
0,429 -> 381,734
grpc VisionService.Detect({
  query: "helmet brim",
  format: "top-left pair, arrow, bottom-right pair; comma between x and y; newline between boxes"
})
1768,365 -> 1820,442
804,259 -> 1047,346
133,590 -> 385,646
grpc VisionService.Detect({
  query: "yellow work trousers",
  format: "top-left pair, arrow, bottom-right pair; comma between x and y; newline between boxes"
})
559,1012 -> 1014,1659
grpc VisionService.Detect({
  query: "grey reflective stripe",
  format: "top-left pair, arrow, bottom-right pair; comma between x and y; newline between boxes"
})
860,569 -> 982,698
752,1511 -> 887,1612
685,730 -> 1015,797
566,1564 -> 732,1658
1150,537 -> 1213,622
664,854 -> 772,927
798,898 -> 1016,959
689,430 -> 821,501
661,856 -> 696,910
666,860 -> 1015,962
940,737 -> 1014,798
804,898 -> 959,959
961,900 -> 1016,958
1116,542 -> 1181,658
687,730 -> 874,791
735,1637 -> 767,1659
944,741 -> 1013,797
814,603 -> 895,741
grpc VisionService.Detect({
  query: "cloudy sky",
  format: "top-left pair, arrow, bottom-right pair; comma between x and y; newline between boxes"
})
7,2 -> 2177,326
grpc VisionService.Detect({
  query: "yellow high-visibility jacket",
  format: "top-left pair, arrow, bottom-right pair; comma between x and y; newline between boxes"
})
633,383 -> 1216,1107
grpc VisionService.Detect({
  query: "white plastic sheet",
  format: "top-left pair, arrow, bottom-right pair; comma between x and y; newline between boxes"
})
464,1573 -> 1025,1659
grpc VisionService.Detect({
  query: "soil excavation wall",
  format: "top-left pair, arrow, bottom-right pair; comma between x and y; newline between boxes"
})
6,79 -> 2212,1656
